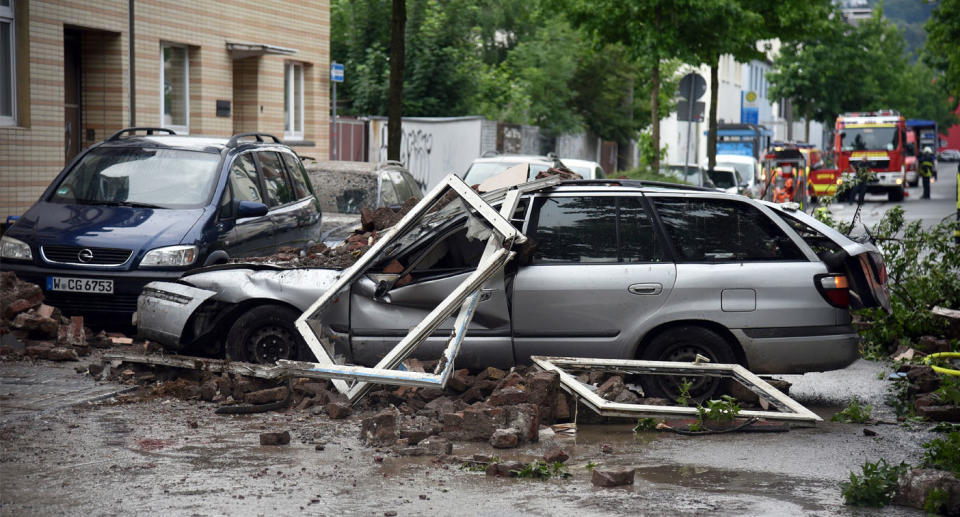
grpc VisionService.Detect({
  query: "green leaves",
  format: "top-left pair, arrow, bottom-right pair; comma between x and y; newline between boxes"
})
831,397 -> 873,424
840,459 -> 908,507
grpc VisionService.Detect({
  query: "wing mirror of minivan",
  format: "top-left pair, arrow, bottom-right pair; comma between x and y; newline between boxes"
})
236,201 -> 268,218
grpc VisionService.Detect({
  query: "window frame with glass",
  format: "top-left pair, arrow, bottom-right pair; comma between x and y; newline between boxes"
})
0,0 -> 15,126
284,62 -> 304,140
160,43 -> 189,133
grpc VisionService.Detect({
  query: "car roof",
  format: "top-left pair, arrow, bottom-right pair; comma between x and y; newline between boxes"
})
470,154 -> 553,165
95,132 -> 300,154
715,154 -> 757,163
305,160 -> 408,176
559,158 -> 601,168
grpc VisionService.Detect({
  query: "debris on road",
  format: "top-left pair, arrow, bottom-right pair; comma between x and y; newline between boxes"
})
591,467 -> 636,487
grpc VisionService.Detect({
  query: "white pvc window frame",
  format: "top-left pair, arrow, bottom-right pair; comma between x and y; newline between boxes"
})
160,43 -> 189,134
281,175 -> 560,404
284,62 -> 304,140
0,0 -> 15,126
531,355 -> 822,423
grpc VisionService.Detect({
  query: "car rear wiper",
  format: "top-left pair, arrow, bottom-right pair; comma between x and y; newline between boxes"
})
97,200 -> 165,209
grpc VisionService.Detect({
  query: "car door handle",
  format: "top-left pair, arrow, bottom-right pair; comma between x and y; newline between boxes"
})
479,288 -> 496,302
628,283 -> 662,295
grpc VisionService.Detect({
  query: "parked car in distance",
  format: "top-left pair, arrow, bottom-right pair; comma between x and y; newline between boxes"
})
714,154 -> 762,197
659,163 -> 718,189
705,167 -> 744,195
559,158 -> 606,180
0,128 -> 322,322
138,178 -> 890,401
305,160 -> 423,245
462,154 -> 554,187
939,149 -> 960,161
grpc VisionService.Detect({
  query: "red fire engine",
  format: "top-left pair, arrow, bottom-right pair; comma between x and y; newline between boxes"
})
835,110 -> 908,202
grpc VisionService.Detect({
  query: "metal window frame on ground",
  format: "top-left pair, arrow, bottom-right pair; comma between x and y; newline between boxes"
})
287,175 -> 554,403
531,355 -> 822,423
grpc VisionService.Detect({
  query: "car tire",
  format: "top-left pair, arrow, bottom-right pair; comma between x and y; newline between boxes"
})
225,305 -> 305,364
888,187 -> 904,202
638,326 -> 736,403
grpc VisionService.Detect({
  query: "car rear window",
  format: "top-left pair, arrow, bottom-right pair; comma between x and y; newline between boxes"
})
771,210 -> 844,259
529,196 -> 665,264
652,197 -> 805,263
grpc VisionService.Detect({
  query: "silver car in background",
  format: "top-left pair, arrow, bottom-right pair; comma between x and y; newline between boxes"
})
137,180 -> 890,400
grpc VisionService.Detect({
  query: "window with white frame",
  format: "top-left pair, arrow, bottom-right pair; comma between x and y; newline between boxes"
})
0,0 -> 15,126
161,43 -> 189,132
284,62 -> 304,139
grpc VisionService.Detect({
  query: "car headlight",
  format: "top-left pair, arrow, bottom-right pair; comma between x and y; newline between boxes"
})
140,245 -> 197,267
0,235 -> 33,261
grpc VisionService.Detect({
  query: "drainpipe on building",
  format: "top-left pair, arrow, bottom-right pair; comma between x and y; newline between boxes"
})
128,0 -> 135,126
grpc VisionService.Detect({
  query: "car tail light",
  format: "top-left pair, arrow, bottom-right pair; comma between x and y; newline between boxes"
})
816,274 -> 850,308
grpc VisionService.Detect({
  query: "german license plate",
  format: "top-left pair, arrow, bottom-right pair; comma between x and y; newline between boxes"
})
47,277 -> 114,294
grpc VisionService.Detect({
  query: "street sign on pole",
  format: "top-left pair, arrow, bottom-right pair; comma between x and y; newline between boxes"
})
331,62 -> 344,83
331,62 -> 343,160
681,72 -> 706,186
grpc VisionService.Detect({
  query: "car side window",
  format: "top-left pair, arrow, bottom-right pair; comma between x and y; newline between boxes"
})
229,153 -> 263,204
403,172 -> 423,199
379,173 -> 400,207
619,197 -> 665,263
529,196 -> 619,263
279,152 -> 312,200
257,151 -> 295,207
652,197 -> 805,262
218,182 -> 234,219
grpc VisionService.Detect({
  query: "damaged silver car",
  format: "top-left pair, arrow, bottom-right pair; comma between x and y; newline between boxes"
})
137,178 -> 890,399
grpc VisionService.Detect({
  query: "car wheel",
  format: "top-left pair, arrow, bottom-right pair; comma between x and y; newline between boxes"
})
225,305 -> 304,364
638,326 -> 736,403
888,187 -> 904,202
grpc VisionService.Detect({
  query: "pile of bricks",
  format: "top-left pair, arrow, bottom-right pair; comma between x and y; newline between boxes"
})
0,271 -> 125,361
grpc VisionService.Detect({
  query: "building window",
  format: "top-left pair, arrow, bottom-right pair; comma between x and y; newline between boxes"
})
161,43 -> 189,132
284,62 -> 304,139
0,0 -> 15,126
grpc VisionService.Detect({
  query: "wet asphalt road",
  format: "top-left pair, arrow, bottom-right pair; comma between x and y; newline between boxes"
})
0,356 -> 930,516
825,161 -> 959,231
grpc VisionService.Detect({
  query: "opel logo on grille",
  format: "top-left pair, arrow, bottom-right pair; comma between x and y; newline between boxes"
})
77,249 -> 94,263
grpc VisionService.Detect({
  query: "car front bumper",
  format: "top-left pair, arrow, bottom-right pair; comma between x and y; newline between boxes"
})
732,325 -> 860,374
0,261 -> 186,319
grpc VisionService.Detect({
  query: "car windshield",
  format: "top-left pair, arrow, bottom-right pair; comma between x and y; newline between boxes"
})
839,127 -> 898,151
707,170 -> 737,189
49,147 -> 220,209
311,169 -> 379,214
716,161 -> 754,183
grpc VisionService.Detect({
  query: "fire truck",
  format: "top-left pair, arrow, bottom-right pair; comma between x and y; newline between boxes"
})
835,110 -> 908,202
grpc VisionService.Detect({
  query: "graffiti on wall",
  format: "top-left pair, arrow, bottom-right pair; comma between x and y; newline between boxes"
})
378,124 -> 433,190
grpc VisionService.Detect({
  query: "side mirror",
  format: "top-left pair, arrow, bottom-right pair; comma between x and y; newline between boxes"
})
236,200 -> 268,218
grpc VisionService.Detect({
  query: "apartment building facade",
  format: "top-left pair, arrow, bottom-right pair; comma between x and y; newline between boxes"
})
0,0 -> 330,220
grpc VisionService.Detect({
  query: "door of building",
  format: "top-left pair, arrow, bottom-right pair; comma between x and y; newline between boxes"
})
64,29 -> 82,165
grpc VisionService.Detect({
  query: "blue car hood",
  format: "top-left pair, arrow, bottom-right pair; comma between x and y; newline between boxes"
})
12,202 -> 206,253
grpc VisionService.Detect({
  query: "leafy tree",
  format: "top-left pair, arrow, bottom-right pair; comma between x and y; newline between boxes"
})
923,0 -> 960,100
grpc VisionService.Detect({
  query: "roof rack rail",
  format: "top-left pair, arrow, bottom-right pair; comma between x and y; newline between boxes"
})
480,150 -> 500,158
106,127 -> 177,141
226,132 -> 283,148
556,179 -> 715,192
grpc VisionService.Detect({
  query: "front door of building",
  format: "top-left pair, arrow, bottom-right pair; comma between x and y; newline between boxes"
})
64,29 -> 81,165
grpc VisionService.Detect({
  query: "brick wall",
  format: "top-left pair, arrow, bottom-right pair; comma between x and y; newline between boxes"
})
0,0 -> 330,220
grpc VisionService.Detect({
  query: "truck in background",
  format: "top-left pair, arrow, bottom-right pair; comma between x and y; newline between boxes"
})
835,110 -> 908,202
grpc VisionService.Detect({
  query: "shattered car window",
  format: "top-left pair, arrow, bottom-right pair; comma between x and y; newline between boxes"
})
312,169 -> 379,214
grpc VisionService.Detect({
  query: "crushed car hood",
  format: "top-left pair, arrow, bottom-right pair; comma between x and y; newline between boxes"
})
181,265 -> 344,311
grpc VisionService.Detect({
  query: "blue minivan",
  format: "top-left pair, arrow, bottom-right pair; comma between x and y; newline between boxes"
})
0,128 -> 322,323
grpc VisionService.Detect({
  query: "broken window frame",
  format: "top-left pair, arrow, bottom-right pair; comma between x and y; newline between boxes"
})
531,355 -> 822,423
285,175 -> 558,403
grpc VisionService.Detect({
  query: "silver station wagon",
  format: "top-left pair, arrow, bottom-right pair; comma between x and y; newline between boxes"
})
137,179 -> 890,399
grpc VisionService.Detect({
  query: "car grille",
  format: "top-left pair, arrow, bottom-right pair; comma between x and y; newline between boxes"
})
42,291 -> 139,314
41,245 -> 132,266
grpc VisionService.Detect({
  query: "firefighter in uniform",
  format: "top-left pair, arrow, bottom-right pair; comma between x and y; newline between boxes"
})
919,146 -> 935,199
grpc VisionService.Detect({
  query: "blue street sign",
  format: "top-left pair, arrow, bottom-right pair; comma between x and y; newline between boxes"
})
331,62 -> 344,83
